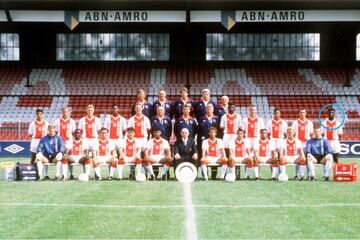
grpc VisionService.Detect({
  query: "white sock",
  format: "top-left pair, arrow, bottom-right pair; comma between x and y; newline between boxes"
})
299,165 -> 306,177
37,161 -> 43,179
110,166 -> 116,177
62,163 -> 68,178
201,165 -> 208,179
230,166 -> 235,174
325,160 -> 332,177
272,167 -> 279,178
85,164 -> 91,176
308,161 -> 315,177
245,167 -> 251,177
55,161 -> 61,177
279,165 -> 286,174
221,164 -> 227,178
44,165 -> 49,177
94,167 -> 101,178
117,165 -> 124,179
146,164 -> 155,176
162,165 -> 170,176
136,164 -> 142,175
254,166 -> 259,178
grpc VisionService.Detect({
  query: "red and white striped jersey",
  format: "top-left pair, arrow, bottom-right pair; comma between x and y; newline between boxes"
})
229,139 -> 250,158
120,138 -> 140,157
78,116 -> 102,139
202,138 -> 225,157
321,118 -> 343,141
97,138 -> 115,157
28,120 -> 49,139
104,115 -> 127,139
54,118 -> 76,141
71,139 -> 85,156
146,138 -> 170,156
127,115 -> 151,138
220,113 -> 242,134
254,139 -> 275,157
242,116 -> 265,138
292,119 -> 313,143
281,138 -> 302,157
266,119 -> 287,139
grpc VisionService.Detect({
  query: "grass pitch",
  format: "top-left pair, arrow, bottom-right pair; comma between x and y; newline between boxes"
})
0,158 -> 359,239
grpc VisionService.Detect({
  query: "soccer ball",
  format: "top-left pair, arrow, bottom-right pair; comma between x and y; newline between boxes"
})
78,173 -> 89,182
278,173 -> 288,182
136,173 -> 146,182
225,173 -> 236,183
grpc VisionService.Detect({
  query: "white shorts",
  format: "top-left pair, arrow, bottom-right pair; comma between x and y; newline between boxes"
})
284,155 -> 300,164
96,156 -> 112,164
63,139 -> 73,150
272,138 -> 283,150
149,155 -> 165,163
136,137 -> 148,151
83,138 -> 98,151
232,156 -> 248,163
247,137 -> 258,151
328,140 -> 341,153
69,155 -> 83,164
30,138 -> 41,153
123,156 -> 138,164
258,156 -> 270,163
206,156 -> 221,164
223,134 -> 236,148
109,138 -> 122,150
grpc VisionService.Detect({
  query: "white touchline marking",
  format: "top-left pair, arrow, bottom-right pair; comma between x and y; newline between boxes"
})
183,183 -> 198,240
0,202 -> 360,209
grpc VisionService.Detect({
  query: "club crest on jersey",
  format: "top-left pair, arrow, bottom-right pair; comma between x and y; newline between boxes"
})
210,146 -> 216,151
300,126 -> 305,131
62,125 -> 67,130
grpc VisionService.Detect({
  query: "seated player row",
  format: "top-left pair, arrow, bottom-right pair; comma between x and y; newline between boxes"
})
33,121 -> 334,182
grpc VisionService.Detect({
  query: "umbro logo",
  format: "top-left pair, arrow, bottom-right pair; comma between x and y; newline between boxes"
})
4,144 -> 24,154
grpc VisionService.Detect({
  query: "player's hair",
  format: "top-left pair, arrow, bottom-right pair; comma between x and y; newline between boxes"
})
48,124 -> 55,129
158,87 -> 166,93
287,126 -> 294,131
260,128 -> 267,133
87,104 -> 94,109
135,103 -> 143,108
273,108 -> 281,114
152,127 -> 162,133
202,88 -> 211,94
222,95 -> 229,101
228,102 -> 235,106
127,127 -> 135,132
180,87 -> 189,94
157,105 -> 165,111
299,108 -> 306,113
36,108 -> 43,113
328,108 -> 335,113
180,128 -> 189,134
205,103 -> 214,109
208,127 -> 217,133
112,104 -> 119,108
137,88 -> 146,94
74,128 -> 81,133
249,105 -> 256,109
61,107 -> 69,112
100,127 -> 108,132
183,103 -> 191,109
237,128 -> 244,133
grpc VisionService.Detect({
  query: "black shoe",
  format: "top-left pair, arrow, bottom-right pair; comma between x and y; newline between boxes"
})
255,177 -> 260,181
246,176 -> 250,180
219,177 -> 225,181
299,177 -> 304,181
294,175 -> 298,180
149,175 -> 156,181
108,176 -> 113,181
44,176 -> 50,180
309,176 -> 316,181
161,175 -> 166,181
271,177 -> 276,181
54,177 -> 61,181
117,177 -> 123,181
323,176 -> 330,182
69,174 -> 74,180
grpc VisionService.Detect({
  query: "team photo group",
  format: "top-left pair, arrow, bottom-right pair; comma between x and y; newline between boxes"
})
28,87 -> 342,182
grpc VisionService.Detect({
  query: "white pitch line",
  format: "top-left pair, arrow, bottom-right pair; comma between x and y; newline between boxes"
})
183,183 -> 198,240
0,202 -> 360,209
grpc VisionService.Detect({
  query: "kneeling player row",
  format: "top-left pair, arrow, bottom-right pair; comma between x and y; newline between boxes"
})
34,124 -> 334,181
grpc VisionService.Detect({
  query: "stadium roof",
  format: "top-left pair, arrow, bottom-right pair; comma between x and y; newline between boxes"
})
2,0 -> 360,10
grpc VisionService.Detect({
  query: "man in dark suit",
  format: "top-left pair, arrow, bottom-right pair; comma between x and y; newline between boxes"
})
174,128 -> 198,169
